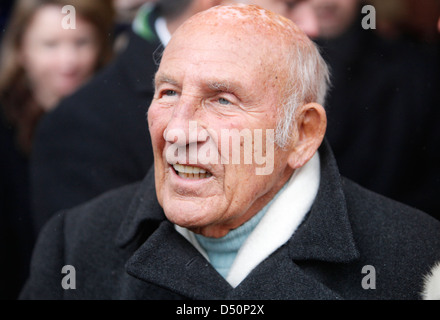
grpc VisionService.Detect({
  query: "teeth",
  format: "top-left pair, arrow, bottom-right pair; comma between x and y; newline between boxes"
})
172,164 -> 212,179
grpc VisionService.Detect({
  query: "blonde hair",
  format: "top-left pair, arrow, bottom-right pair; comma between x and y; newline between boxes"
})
0,0 -> 115,153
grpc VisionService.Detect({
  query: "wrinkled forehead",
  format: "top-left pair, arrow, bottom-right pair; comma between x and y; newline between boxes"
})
159,4 -> 312,94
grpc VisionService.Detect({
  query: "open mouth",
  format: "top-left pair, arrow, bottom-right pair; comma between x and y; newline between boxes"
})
172,164 -> 213,180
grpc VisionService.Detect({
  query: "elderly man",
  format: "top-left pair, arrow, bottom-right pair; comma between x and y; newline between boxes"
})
21,5 -> 440,300
30,0 -> 320,235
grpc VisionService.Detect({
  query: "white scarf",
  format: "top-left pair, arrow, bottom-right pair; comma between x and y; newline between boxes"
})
176,152 -> 321,287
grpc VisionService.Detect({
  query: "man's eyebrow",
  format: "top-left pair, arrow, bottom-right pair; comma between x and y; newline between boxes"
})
153,75 -> 243,94
154,73 -> 178,87
207,80 -> 242,93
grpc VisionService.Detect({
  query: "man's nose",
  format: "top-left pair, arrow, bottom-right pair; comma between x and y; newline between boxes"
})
163,95 -> 202,146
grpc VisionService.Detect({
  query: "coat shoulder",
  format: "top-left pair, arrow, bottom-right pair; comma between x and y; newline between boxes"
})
341,177 -> 440,299
62,181 -> 142,240
341,177 -> 440,235
20,181 -> 143,299
342,178 -> 440,248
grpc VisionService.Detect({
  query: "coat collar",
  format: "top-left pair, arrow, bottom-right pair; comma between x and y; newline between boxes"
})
114,167 -> 165,247
124,219 -> 345,299
125,220 -> 233,299
115,139 -> 359,298
288,139 -> 360,263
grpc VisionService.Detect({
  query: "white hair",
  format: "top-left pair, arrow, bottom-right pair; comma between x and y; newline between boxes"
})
275,39 -> 330,149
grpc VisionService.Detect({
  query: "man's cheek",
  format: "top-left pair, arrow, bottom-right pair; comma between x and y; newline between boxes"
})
149,125 -> 164,149
147,103 -> 164,127
148,113 -> 166,143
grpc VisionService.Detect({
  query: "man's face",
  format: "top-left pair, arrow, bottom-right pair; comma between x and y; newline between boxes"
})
148,18 -> 295,238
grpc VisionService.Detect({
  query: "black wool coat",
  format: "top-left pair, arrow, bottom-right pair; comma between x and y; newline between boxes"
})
20,141 -> 440,300
30,24 -> 162,232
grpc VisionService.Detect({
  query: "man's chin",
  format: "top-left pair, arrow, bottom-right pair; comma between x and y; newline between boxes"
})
163,200 -> 216,229
165,205 -> 235,238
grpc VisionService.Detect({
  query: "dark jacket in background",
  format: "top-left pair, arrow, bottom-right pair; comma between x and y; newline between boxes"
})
0,0 -> 13,41
30,20 -> 161,232
0,112 -> 35,300
20,141 -> 440,300
0,0 -> 34,301
316,19 -> 440,220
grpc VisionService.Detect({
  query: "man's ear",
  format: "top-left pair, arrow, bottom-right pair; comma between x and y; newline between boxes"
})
287,102 -> 327,169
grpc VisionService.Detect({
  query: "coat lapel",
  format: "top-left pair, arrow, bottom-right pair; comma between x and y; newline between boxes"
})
289,139 -> 359,263
230,140 -> 359,299
114,168 -> 164,248
125,220 -> 233,299
229,244 -> 344,299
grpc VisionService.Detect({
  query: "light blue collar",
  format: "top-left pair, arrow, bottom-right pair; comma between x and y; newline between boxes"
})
195,182 -> 288,278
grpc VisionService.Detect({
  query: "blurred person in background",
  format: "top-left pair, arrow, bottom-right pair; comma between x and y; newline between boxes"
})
310,0 -> 440,220
29,0 -> 224,233
370,0 -> 440,44
239,0 -> 320,38
30,0 -> 321,234
0,0 -> 114,300
113,0 -> 158,52
114,0 -> 156,24
312,0 -> 359,38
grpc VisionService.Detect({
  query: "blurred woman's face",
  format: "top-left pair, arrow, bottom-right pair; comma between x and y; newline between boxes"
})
310,0 -> 359,38
20,5 -> 99,110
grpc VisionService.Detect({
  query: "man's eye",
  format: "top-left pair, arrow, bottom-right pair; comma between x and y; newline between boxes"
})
163,90 -> 177,97
218,97 -> 231,105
